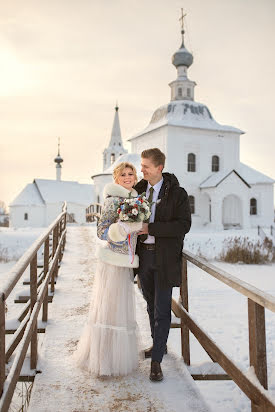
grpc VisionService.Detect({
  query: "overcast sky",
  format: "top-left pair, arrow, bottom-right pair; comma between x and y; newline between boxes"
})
1,0 -> 275,208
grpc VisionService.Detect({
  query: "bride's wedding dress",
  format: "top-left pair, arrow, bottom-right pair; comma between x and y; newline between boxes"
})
74,183 -> 141,376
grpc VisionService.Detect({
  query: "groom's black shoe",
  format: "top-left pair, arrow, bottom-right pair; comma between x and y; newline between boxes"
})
150,361 -> 163,382
144,345 -> 167,359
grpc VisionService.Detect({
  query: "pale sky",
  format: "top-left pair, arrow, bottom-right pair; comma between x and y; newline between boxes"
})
1,0 -> 275,208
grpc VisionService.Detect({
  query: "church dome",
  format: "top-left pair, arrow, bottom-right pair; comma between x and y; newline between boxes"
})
172,42 -> 193,68
54,154 -> 63,164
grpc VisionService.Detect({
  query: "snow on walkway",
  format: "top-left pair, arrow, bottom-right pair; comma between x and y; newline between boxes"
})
28,225 -> 210,412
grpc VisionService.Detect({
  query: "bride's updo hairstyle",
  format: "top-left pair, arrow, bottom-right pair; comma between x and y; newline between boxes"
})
113,162 -> 138,185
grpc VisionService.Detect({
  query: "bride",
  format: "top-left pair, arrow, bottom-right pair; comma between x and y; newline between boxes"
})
74,161 -> 142,376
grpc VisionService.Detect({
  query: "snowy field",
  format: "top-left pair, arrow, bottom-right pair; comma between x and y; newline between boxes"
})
0,224 -> 275,411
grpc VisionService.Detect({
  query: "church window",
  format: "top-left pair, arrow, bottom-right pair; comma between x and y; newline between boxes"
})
212,155 -> 220,172
24,213 -> 28,220
110,153 -> 115,164
189,196 -> 195,214
187,88 -> 191,97
178,88 -> 182,97
250,198 -> 257,215
187,153 -> 196,172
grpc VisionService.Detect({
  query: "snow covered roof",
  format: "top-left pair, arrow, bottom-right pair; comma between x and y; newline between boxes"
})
129,100 -> 244,140
200,163 -> 274,189
10,179 -> 95,207
92,153 -> 142,179
10,183 -> 45,206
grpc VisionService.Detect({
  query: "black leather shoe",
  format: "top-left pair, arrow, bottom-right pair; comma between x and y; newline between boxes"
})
150,360 -> 163,382
144,345 -> 168,359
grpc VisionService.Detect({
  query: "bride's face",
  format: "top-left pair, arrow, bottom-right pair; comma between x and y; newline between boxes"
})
116,167 -> 135,190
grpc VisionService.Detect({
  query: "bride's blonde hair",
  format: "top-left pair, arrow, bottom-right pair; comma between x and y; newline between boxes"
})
113,162 -> 138,185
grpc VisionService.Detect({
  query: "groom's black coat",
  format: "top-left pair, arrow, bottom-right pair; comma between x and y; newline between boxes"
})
134,172 -> 191,289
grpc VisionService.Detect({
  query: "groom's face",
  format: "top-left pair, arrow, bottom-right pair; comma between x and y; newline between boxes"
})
141,157 -> 163,185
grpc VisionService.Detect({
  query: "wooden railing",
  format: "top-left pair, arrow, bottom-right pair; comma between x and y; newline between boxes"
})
86,203 -> 102,223
0,203 -> 67,412
172,250 -> 275,412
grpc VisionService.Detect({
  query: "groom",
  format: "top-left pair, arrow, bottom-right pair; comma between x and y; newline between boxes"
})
135,148 -> 191,382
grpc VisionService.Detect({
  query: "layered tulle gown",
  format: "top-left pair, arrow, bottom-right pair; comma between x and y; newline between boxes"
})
73,183 -> 141,376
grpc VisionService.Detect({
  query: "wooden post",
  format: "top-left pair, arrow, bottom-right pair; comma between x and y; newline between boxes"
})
42,238 -> 49,322
52,226 -> 58,257
180,257 -> 190,365
30,254 -> 38,369
248,298 -> 268,412
0,293 -> 5,396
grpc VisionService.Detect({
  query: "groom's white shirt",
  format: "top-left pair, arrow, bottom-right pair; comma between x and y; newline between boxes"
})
144,177 -> 163,244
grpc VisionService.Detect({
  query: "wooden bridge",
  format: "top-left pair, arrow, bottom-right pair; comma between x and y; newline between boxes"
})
0,204 -> 275,411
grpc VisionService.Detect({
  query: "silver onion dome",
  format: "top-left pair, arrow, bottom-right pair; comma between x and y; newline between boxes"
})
172,41 -> 193,68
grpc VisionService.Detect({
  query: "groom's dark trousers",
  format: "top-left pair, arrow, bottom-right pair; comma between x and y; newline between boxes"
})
138,245 -> 172,363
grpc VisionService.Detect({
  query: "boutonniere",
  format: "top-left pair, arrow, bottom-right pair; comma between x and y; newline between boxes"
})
156,199 -> 162,206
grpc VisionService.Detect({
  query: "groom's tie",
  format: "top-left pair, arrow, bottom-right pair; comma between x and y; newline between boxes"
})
140,186 -> 154,243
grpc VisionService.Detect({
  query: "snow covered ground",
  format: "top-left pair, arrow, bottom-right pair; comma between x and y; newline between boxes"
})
0,224 -> 275,411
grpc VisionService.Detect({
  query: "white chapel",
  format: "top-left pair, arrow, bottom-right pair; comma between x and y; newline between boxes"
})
94,19 -> 274,230
9,142 -> 94,227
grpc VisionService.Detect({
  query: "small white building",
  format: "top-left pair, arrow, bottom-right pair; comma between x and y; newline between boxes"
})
10,145 -> 95,227
126,24 -> 274,230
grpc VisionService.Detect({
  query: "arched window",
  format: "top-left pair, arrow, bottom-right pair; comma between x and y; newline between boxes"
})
212,155 -> 220,172
178,87 -> 182,98
187,153 -> 196,172
110,153 -> 115,164
250,198 -> 257,215
24,213 -> 28,220
189,196 -> 195,214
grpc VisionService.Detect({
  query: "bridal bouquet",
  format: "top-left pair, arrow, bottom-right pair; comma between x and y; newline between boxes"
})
116,193 -> 151,223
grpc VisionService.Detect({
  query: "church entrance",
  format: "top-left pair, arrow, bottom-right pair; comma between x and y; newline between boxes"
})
222,195 -> 242,229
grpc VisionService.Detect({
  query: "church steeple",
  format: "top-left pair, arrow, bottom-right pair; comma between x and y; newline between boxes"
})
103,104 -> 127,170
169,9 -> 196,102
54,137 -> 63,181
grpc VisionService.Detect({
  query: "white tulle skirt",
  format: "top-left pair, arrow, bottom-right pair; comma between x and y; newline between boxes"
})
73,259 -> 139,376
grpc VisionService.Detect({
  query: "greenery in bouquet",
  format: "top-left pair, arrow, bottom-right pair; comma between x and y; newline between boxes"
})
116,192 -> 151,222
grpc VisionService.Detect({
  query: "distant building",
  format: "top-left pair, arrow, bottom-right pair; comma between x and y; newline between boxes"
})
9,143 -> 94,227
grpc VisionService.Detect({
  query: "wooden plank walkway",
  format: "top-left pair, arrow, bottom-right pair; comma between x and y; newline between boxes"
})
28,226 -> 211,412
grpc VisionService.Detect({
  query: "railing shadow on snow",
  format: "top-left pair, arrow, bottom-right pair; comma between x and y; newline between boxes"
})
172,250 -> 275,412
0,202 -> 67,412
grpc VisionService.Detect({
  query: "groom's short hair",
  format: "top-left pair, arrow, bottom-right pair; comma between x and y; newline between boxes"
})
141,148 -> 166,167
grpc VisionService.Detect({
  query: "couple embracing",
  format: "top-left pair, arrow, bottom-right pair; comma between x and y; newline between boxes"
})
74,148 -> 191,382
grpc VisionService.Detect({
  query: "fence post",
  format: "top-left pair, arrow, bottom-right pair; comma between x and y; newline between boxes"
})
42,238 -> 49,322
248,298 -> 268,411
30,254 -> 38,369
180,257 -> 190,365
0,293 -> 5,396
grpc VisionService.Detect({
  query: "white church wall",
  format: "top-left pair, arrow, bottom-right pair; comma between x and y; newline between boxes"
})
248,184 -> 274,228
222,133 -> 240,170
165,127 -> 240,187
131,127 -> 167,157
10,205 -> 46,228
46,203 -> 64,226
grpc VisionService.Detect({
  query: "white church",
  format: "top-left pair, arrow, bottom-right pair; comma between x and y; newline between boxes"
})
9,143 -> 94,227
92,24 -> 274,231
